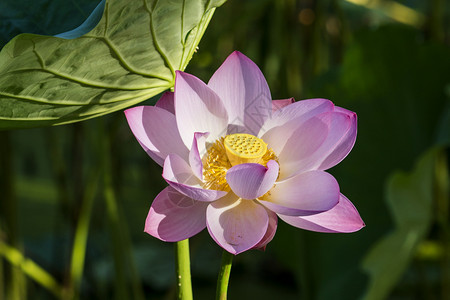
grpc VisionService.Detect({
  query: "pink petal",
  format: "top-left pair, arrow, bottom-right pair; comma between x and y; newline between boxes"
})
316,108 -> 357,170
163,154 -> 227,202
258,170 -> 339,216
272,98 -> 295,112
279,194 -> 365,233
252,209 -> 278,251
145,187 -> 208,241
124,106 -> 189,166
276,111 -> 353,179
260,98 -> 334,137
155,91 -> 175,114
226,160 -> 279,199
208,51 -> 272,135
206,193 -> 269,254
189,132 -> 209,180
263,112 -> 331,179
175,71 -> 228,148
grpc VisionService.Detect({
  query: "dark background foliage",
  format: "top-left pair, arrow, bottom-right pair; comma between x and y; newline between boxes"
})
0,0 -> 449,299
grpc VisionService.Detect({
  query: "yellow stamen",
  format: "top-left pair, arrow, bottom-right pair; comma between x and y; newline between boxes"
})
224,133 -> 267,166
202,134 -> 279,192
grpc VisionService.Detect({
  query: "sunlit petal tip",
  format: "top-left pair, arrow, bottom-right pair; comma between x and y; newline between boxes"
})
124,105 -> 189,166
208,51 -> 272,135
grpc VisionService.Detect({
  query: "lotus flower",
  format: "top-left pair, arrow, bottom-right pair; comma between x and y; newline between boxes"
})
125,51 -> 364,255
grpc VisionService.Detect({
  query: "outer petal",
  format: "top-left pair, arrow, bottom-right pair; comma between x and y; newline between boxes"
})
272,98 -> 295,112
279,194 -> 365,233
252,209 -> 278,251
258,170 -> 339,216
316,108 -> 357,170
208,51 -> 272,135
206,193 -> 269,254
189,132 -> 209,180
175,71 -> 228,147
163,154 -> 227,202
125,106 -> 189,166
226,160 -> 279,199
263,112 -> 331,179
155,91 -> 175,114
145,187 -> 208,242
279,111 -> 353,177
259,98 -> 334,137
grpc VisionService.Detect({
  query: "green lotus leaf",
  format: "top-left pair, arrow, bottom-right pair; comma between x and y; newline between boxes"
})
0,0 -> 226,129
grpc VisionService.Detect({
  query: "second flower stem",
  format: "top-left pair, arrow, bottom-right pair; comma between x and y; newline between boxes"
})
176,239 -> 193,300
216,250 -> 234,300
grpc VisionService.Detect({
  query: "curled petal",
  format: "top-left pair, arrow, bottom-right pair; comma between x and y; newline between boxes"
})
208,51 -> 272,135
155,91 -> 175,114
279,194 -> 365,233
207,193 -> 269,254
189,132 -> 209,180
124,106 -> 188,166
163,154 -> 227,202
252,209 -> 278,251
175,71 -> 228,147
145,187 -> 208,241
226,160 -> 279,199
258,170 -> 339,216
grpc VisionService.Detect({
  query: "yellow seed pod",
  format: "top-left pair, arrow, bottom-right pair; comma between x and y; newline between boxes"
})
224,133 -> 267,166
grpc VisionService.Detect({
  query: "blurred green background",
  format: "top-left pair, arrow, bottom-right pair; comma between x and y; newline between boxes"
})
0,0 -> 449,299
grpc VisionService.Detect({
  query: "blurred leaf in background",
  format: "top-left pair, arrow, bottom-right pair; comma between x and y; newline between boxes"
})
362,147 -> 443,300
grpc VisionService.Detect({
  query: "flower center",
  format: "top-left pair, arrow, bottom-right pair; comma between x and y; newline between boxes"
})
224,133 -> 267,166
202,133 -> 278,192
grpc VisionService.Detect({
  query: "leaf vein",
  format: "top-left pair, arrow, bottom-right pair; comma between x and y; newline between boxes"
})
144,0 -> 177,79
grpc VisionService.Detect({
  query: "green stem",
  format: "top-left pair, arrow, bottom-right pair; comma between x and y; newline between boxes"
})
176,239 -> 193,300
215,250 -> 234,300
68,168 -> 100,300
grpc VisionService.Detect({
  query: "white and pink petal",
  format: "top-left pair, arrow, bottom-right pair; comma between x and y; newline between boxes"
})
279,194 -> 365,233
252,209 -> 278,251
124,106 -> 189,166
208,51 -> 272,135
155,91 -> 175,114
316,109 -> 357,171
145,187 -> 208,242
226,160 -> 279,200
260,98 -> 334,137
272,98 -> 295,113
189,132 -> 209,180
163,154 -> 227,202
258,170 -> 339,216
175,71 -> 228,147
276,111 -> 354,178
206,193 -> 269,255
